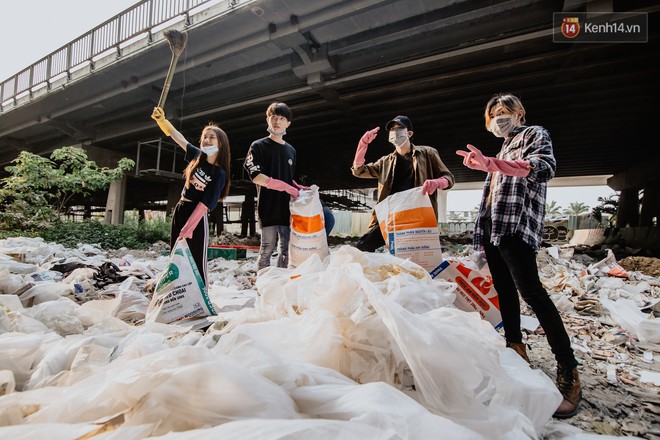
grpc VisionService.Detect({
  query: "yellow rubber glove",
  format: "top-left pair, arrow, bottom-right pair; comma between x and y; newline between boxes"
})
151,107 -> 175,136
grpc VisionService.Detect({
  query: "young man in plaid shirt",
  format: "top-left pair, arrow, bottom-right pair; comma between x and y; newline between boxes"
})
457,93 -> 580,419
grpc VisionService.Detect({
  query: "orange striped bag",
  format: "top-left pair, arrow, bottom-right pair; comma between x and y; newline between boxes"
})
288,185 -> 329,268
374,187 -> 444,272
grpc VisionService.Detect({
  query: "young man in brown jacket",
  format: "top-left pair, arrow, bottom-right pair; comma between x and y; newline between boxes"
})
351,115 -> 454,251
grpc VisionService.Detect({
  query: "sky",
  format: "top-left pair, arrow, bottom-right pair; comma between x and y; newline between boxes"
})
447,185 -> 617,212
1,0 -> 139,82
1,1 -> 618,212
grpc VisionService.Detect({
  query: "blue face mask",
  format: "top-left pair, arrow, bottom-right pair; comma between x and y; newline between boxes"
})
201,145 -> 219,156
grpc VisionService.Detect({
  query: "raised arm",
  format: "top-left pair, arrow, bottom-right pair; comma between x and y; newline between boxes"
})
151,107 -> 188,150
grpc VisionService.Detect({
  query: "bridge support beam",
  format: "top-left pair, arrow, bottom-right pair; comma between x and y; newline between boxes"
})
608,161 -> 660,227
167,182 -> 181,215
616,189 -> 639,228
437,190 -> 448,224
640,180 -> 660,227
104,177 -> 126,225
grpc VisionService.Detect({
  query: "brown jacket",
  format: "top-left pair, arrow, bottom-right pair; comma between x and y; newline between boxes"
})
351,144 -> 454,228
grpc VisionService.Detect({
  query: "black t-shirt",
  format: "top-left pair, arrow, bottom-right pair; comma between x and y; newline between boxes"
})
180,144 -> 226,211
243,137 -> 296,227
391,152 -> 414,195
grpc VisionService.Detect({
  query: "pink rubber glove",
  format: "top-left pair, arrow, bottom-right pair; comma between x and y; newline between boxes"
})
179,202 -> 208,240
456,144 -> 490,172
292,180 -> 311,191
422,177 -> 450,195
266,177 -> 299,199
456,144 -> 530,177
353,127 -> 380,166
487,157 -> 531,177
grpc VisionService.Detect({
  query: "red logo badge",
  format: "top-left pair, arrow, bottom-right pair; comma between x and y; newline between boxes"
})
561,17 -> 580,38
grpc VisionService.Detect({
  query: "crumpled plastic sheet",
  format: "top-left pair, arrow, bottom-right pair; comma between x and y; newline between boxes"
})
0,239 -> 594,439
19,282 -> 74,306
599,293 -> 660,344
0,267 -> 25,294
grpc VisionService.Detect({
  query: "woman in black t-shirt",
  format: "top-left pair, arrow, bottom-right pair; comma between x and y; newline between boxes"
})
151,107 -> 231,285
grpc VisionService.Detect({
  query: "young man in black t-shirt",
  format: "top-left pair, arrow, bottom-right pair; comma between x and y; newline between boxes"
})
244,102 -> 299,270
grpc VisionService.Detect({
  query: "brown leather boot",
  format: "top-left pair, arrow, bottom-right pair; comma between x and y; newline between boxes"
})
553,365 -> 581,419
506,341 -> 530,364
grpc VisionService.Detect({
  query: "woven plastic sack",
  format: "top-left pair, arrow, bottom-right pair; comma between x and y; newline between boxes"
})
374,187 -> 443,272
288,185 -> 329,269
146,239 -> 215,323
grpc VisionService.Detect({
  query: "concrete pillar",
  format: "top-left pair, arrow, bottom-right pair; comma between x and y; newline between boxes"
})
212,201 -> 225,235
167,182 -> 181,215
616,188 -> 639,228
104,177 -> 127,225
607,161 -> 660,228
640,180 -> 660,227
436,190 -> 448,223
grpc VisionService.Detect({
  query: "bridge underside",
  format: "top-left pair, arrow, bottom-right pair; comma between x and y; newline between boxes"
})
0,0 -> 658,211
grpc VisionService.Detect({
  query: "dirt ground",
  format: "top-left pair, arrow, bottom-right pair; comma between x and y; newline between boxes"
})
620,257 -> 660,279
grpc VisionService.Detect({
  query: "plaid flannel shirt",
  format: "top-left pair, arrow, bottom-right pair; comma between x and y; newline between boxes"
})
474,125 -> 556,251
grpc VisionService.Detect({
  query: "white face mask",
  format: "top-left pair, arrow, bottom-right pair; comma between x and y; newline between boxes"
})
201,145 -> 219,156
489,115 -> 517,138
388,129 -> 408,147
267,126 -> 287,136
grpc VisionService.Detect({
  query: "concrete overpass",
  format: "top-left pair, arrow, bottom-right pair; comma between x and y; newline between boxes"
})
0,0 -> 658,226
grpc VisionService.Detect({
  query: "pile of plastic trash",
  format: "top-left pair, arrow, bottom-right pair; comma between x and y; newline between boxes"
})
0,236 -> 657,439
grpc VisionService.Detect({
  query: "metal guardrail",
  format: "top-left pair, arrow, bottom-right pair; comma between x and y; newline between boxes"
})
0,0 -> 242,108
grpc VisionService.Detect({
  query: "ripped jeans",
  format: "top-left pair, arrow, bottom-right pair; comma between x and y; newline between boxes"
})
257,225 -> 290,271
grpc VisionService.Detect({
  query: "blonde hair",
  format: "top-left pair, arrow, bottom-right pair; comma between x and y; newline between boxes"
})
484,93 -> 526,130
183,124 -> 231,199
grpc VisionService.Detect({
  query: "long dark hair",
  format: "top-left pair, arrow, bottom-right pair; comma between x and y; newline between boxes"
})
183,124 -> 231,199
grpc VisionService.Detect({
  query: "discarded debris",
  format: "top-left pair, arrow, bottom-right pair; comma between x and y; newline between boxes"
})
0,235 -> 657,439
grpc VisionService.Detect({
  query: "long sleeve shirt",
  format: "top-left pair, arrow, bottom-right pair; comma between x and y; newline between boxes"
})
351,144 -> 454,228
473,125 -> 556,251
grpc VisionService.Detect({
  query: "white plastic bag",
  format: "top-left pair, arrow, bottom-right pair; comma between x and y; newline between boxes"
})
146,239 -> 215,323
599,292 -> 660,343
0,268 -> 26,294
374,187 -> 443,272
288,185 -> 329,268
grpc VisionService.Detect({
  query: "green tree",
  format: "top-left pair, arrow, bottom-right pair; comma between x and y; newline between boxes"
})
563,202 -> 589,216
545,200 -> 562,217
591,193 -> 619,227
0,147 -> 134,229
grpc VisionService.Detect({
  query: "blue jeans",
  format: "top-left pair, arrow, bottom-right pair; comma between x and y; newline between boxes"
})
257,225 -> 290,270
